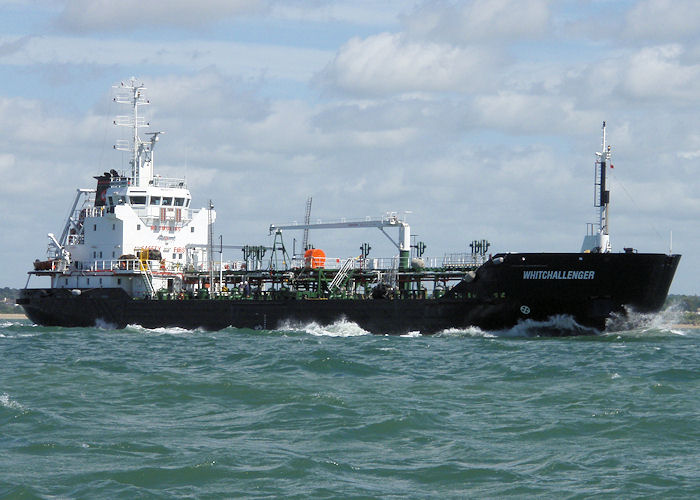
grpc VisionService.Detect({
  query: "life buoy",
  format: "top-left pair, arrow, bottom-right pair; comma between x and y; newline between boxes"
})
160,260 -> 166,270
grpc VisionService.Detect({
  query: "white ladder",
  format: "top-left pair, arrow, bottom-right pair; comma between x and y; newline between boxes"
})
140,260 -> 156,298
329,258 -> 354,292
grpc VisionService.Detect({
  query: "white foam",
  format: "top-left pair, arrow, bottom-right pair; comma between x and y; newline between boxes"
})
0,319 -> 29,329
438,315 -> 599,338
436,326 -> 496,338
605,306 -> 683,334
0,392 -> 24,410
400,331 -> 422,338
504,315 -> 599,337
125,324 -> 203,335
281,319 -> 371,337
95,318 -> 119,329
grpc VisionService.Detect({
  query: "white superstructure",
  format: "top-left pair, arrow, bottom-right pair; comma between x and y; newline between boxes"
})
39,78 -> 215,297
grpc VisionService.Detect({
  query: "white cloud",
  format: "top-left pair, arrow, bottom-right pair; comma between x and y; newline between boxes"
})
54,0 -> 265,32
321,32 -> 498,95
0,35 -> 332,83
621,45 -> 700,100
270,0 -> 412,26
403,0 -> 551,43
625,0 -> 700,41
474,92 -> 599,135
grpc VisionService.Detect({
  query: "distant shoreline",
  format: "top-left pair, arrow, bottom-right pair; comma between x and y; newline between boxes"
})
0,313 -> 27,319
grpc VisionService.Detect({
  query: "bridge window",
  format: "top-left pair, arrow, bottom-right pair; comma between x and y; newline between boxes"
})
150,197 -> 161,205
130,196 -> 146,205
162,197 -> 173,206
174,198 -> 184,206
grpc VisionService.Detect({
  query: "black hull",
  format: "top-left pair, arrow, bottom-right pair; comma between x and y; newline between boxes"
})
18,252 -> 680,335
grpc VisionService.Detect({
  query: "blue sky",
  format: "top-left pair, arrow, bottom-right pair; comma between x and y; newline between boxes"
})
1,0 -> 699,294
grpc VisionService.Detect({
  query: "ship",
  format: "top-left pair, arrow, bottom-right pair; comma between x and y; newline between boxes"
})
17,79 -> 680,335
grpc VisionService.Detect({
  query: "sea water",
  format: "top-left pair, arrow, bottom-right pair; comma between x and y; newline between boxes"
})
1,313 -> 699,498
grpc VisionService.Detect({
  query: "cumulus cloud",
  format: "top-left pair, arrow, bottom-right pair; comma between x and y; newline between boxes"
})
53,0 -> 266,32
402,0 -> 551,44
621,45 -> 700,100
321,32 -> 499,95
474,92 -> 599,135
625,0 -> 700,41
270,0 -> 410,26
0,36 -> 331,83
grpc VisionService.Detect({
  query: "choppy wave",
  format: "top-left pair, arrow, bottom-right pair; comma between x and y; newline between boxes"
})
437,315 -> 599,338
605,306 -> 682,333
124,324 -> 206,336
280,319 -> 371,337
0,317 -> 32,329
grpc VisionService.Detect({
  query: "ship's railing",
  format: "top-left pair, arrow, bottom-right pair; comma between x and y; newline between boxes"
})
212,261 -> 247,272
287,256 -> 400,271
442,252 -> 488,268
33,258 -> 69,272
81,259 -> 142,272
151,176 -> 187,189
77,259 -> 175,273
286,255 -> 484,270
80,207 -> 107,218
79,258 -> 217,273
73,252 -> 486,275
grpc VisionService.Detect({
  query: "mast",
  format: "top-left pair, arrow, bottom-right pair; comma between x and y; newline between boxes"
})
581,121 -> 612,253
113,78 -> 161,187
208,200 -> 215,293
597,121 -> 610,241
